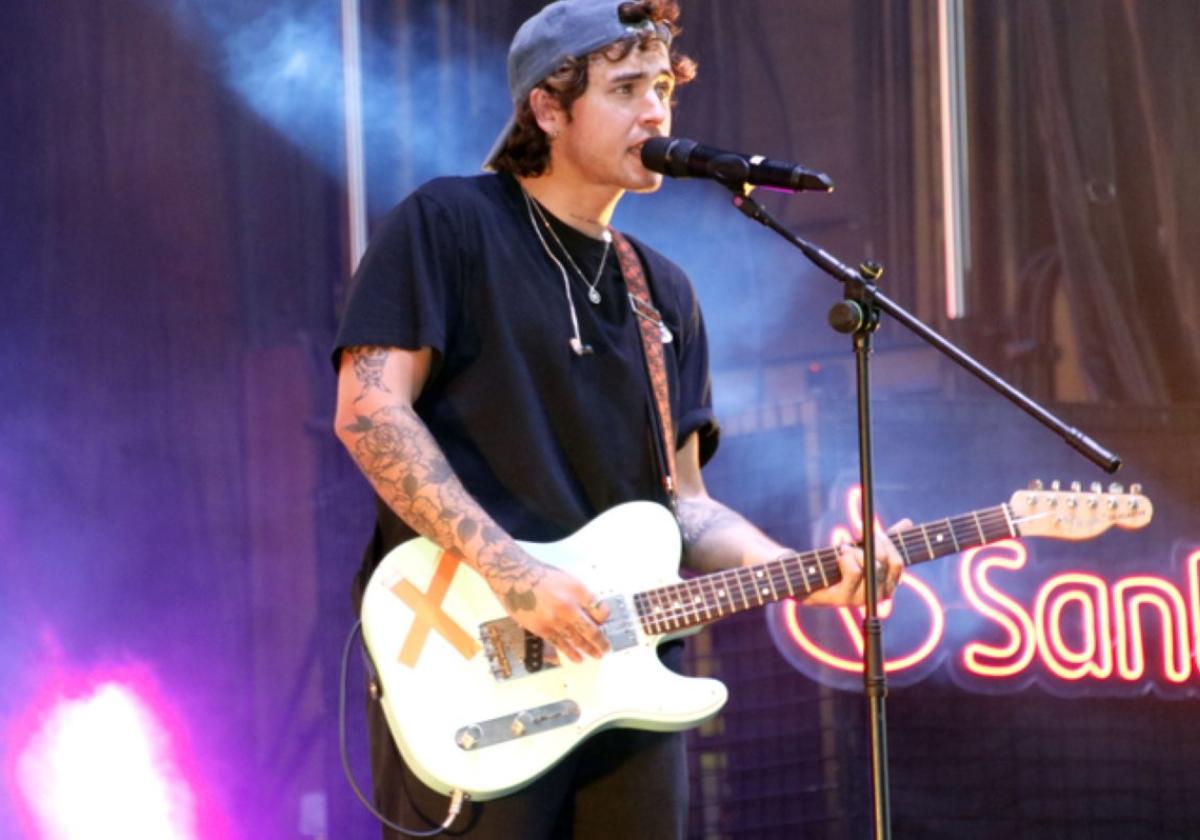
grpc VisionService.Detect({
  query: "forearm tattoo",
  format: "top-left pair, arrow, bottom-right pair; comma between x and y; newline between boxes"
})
341,403 -> 545,610
347,346 -> 392,402
676,497 -> 746,548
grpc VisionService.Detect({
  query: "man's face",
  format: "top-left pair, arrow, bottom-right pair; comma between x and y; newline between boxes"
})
551,40 -> 674,193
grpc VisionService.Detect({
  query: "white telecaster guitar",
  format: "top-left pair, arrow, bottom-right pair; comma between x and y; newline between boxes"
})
361,482 -> 1151,801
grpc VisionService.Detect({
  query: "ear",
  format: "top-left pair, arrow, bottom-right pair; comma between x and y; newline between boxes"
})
528,88 -> 563,138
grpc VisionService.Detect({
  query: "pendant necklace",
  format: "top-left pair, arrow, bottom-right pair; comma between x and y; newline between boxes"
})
526,192 -> 612,304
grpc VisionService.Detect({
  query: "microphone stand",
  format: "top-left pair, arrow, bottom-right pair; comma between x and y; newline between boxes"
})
721,182 -> 1120,840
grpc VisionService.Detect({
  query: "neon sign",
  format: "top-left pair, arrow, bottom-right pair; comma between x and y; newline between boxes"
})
768,487 -> 1189,697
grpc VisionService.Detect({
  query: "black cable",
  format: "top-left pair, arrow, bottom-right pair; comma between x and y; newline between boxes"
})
339,620 -> 468,837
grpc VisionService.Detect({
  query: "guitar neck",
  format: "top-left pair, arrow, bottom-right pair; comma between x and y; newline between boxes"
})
634,504 -> 1016,636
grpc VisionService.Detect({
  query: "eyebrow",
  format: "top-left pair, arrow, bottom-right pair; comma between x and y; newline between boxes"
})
608,66 -> 675,85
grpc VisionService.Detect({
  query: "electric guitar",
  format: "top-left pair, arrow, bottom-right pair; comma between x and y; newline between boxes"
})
360,482 -> 1152,801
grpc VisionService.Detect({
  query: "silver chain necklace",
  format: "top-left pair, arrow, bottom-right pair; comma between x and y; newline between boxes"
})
522,188 -> 592,356
525,192 -> 612,304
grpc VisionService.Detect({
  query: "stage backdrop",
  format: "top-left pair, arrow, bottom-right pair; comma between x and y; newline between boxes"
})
1,1 -> 1198,837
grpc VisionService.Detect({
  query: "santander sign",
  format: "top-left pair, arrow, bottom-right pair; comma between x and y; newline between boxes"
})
768,486 -> 1187,696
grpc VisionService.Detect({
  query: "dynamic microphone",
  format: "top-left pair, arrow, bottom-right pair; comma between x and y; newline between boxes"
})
641,137 -> 833,193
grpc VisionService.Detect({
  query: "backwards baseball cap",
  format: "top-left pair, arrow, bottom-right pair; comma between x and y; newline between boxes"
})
482,0 -> 673,170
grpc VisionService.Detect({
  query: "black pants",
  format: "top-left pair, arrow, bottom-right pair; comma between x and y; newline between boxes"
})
366,688 -> 689,839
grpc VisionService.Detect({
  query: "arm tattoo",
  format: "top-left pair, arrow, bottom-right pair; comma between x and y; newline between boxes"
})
676,497 -> 745,548
346,346 -> 392,402
340,403 -> 545,611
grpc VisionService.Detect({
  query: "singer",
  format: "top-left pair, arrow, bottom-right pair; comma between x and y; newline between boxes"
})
332,1 -> 906,837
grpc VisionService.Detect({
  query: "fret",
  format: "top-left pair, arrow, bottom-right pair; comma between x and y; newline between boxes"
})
667,585 -> 686,630
952,515 -> 973,549
680,582 -> 697,624
755,565 -> 779,602
895,536 -> 913,567
651,589 -> 673,632
714,579 -> 730,610
799,556 -> 817,593
730,567 -> 751,609
691,580 -> 714,623
778,555 -> 797,597
943,518 -> 960,552
702,574 -> 724,618
971,510 -> 987,544
745,567 -> 766,606
1001,503 -> 1017,538
815,554 -> 830,588
919,525 -> 936,560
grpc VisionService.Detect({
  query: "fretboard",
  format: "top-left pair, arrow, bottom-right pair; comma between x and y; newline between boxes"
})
633,503 -> 1017,636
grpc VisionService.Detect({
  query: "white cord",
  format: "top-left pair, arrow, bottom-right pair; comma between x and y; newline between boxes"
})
522,189 -> 592,355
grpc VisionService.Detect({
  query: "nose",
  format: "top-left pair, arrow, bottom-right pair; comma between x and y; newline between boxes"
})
639,89 -> 669,128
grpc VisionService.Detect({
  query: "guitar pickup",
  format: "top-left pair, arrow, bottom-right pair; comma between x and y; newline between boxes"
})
478,595 -> 638,683
454,700 -> 581,751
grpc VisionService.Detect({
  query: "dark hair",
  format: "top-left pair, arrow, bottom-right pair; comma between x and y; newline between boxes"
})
490,0 -> 697,177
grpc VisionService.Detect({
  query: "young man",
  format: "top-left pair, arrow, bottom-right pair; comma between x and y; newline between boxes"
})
334,1 -> 905,836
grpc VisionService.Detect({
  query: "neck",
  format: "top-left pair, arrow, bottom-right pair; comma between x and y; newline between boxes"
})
517,173 -> 622,240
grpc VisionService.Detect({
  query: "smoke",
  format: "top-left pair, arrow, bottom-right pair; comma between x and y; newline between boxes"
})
157,0 -> 511,203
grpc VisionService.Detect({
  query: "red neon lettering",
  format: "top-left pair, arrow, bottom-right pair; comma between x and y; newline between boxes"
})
1033,574 -> 1112,680
1189,551 -> 1200,673
781,573 -> 944,673
960,542 -> 1037,677
781,510 -> 945,674
1112,576 -> 1191,684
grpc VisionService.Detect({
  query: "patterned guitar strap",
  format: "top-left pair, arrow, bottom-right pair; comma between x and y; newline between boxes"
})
609,230 -> 678,507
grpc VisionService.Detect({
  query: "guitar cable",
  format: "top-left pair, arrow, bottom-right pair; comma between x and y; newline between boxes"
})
339,619 -> 469,837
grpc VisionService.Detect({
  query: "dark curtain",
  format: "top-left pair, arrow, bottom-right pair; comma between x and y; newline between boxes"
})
1,0 -> 350,834
3,0 -> 1198,837
1023,0 -> 1200,403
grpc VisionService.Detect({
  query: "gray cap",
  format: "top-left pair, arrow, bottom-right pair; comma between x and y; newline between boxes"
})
482,0 -> 672,170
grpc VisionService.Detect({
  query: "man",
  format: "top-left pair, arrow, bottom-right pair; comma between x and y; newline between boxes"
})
333,1 -> 905,836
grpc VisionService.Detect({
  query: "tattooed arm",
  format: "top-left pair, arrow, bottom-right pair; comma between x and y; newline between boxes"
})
334,345 -> 609,661
674,432 -> 905,606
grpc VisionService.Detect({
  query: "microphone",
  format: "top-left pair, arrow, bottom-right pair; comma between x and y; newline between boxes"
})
641,137 -> 833,193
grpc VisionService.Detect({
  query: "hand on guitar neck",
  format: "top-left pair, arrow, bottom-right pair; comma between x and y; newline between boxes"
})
810,517 -> 912,607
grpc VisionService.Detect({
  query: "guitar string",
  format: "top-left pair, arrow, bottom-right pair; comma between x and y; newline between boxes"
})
636,506 -> 1017,633
638,499 -> 1136,633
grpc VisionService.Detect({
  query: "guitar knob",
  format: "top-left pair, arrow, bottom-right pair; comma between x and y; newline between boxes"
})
511,710 -> 534,737
457,725 -> 483,751
1130,483 -> 1143,494
1090,482 -> 1102,493
1070,481 -> 1082,492
1050,480 -> 1062,491
1028,479 -> 1044,490
1109,482 -> 1124,494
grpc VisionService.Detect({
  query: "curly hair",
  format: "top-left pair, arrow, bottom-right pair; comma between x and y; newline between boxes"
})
490,0 -> 697,177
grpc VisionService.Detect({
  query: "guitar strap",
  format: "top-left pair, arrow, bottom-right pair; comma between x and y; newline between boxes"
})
610,230 -> 677,507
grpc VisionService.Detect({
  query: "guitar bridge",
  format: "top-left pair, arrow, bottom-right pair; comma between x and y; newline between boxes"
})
479,594 -> 637,682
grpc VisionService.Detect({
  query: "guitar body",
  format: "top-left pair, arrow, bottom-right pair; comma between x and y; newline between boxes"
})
359,483 -> 1152,802
360,501 -> 728,801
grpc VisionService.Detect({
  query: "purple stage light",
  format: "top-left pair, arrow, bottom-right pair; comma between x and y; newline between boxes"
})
11,675 -> 209,839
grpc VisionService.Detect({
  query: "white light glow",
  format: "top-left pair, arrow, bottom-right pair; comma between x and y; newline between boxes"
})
16,682 -> 198,840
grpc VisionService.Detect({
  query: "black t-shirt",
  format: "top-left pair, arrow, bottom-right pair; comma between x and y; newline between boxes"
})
334,172 -> 719,570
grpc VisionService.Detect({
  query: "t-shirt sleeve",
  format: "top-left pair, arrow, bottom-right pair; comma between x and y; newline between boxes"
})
672,271 -> 720,466
332,188 -> 462,369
